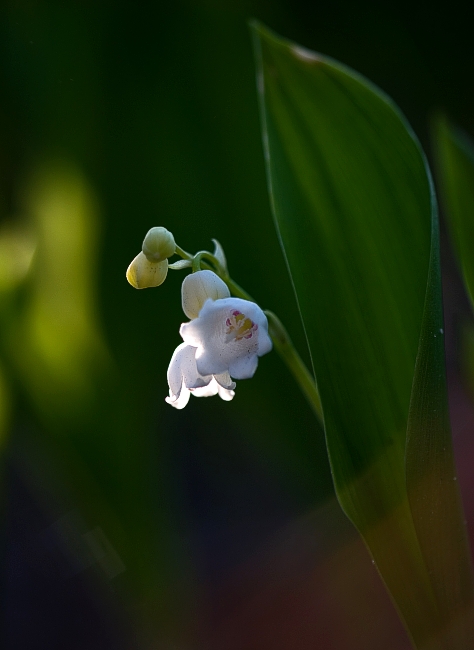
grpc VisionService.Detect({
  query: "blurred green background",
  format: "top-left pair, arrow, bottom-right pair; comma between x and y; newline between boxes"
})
1,1 -> 473,649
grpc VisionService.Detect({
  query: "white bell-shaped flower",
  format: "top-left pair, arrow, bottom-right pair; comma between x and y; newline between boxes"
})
181,270 -> 230,319
166,343 -> 235,409
180,297 -> 272,379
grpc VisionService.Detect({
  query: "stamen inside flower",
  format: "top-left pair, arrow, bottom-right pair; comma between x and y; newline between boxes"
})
225,309 -> 258,342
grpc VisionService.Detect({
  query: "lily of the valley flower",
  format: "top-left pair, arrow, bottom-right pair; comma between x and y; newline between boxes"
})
166,270 -> 272,408
166,342 -> 235,409
180,297 -> 272,379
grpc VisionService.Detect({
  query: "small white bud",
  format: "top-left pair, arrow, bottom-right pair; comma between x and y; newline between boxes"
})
181,270 -> 230,319
126,252 -> 168,289
142,227 -> 175,262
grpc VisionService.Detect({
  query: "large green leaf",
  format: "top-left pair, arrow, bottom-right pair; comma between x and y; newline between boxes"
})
252,22 -> 474,648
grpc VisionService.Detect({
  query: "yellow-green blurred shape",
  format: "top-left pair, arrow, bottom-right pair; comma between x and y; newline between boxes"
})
0,221 -> 36,445
0,221 -> 36,293
0,361 -> 11,447
11,160 -> 110,421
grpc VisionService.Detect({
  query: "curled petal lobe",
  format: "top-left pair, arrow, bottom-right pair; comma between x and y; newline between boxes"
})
193,378 -> 235,401
166,382 -> 191,410
216,384 -> 235,401
213,371 -> 235,390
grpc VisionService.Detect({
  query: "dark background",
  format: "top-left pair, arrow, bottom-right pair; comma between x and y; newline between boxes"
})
1,1 -> 473,648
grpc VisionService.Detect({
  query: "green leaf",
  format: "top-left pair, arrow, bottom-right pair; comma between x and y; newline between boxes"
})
432,116 -> 474,309
405,194 -> 474,648
252,22 -> 474,648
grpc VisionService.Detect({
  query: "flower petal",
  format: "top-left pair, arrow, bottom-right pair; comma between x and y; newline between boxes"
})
257,330 -> 273,357
214,371 -> 236,390
166,343 -> 235,408
217,384 -> 235,401
192,378 -> 220,397
180,297 -> 272,379
167,342 -> 211,395
228,353 -> 259,379
167,343 -> 188,398
165,381 -> 191,409
191,377 -> 235,401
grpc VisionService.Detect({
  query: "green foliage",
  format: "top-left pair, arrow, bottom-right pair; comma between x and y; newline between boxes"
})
433,116 -> 474,310
253,22 -> 474,648
2,2 -> 474,646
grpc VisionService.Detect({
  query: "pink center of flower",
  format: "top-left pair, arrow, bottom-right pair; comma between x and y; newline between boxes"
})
225,310 -> 258,342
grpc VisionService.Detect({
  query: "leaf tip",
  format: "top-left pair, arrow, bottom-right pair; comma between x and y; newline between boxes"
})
248,19 -> 281,48
248,18 -> 261,32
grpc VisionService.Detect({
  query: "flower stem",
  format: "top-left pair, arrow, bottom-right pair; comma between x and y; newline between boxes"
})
175,244 -> 323,424
223,276 -> 323,424
264,311 -> 323,423
175,245 -> 193,260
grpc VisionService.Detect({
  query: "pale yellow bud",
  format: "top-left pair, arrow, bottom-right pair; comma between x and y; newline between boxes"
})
181,270 -> 230,319
126,252 -> 168,289
142,227 -> 175,262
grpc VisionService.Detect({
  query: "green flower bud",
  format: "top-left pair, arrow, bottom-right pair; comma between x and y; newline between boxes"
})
126,252 -> 168,289
142,227 -> 175,262
181,270 -> 230,319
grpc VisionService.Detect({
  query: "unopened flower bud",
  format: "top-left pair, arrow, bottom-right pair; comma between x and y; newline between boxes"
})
181,270 -> 230,319
142,227 -> 175,262
126,252 -> 168,289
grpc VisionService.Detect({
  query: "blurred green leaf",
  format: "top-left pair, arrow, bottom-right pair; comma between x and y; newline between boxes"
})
8,159 -> 111,421
405,195 -> 474,647
430,124 -> 474,644
433,116 -> 474,309
253,22 -> 474,647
